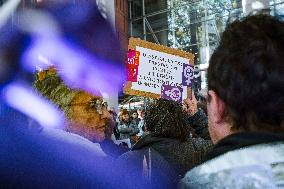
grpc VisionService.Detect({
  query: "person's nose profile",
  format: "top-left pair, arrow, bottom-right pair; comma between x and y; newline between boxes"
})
100,107 -> 112,120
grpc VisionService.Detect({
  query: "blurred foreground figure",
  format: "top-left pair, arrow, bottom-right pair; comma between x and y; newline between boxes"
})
181,14 -> 284,189
0,1 -> 127,188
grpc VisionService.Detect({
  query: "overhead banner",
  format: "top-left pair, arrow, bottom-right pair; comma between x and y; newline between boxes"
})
124,38 -> 194,102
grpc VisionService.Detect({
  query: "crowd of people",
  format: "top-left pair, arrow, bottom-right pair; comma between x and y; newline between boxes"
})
113,108 -> 145,144
0,1 -> 283,189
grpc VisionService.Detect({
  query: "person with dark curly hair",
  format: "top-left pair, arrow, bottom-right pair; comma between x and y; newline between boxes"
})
117,99 -> 212,188
181,14 -> 284,189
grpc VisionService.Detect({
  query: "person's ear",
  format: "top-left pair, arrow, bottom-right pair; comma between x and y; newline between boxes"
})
208,90 -> 226,123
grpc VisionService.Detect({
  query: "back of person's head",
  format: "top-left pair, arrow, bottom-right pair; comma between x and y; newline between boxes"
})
208,14 -> 284,133
145,99 -> 193,141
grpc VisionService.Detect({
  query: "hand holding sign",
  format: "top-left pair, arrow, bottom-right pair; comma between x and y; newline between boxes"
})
125,38 -> 194,100
183,92 -> 198,116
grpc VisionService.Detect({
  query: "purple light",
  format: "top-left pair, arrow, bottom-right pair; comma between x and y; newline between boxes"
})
21,37 -> 125,96
16,9 -> 61,39
0,0 -> 21,28
3,82 -> 65,129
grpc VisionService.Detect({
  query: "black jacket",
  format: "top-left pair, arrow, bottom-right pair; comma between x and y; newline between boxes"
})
187,109 -> 210,140
136,134 -> 211,174
117,134 -> 212,188
99,139 -> 129,158
205,132 -> 284,161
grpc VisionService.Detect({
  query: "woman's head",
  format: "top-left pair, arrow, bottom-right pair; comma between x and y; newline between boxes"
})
132,111 -> 138,119
120,109 -> 130,123
145,99 -> 193,141
34,70 -> 111,142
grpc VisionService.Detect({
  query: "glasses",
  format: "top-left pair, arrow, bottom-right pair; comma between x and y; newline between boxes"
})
68,98 -> 105,114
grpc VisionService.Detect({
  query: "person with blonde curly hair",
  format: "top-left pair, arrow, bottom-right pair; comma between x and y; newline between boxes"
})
35,69 -> 111,142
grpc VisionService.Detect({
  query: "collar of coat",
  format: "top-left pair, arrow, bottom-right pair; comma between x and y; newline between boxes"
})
131,134 -> 169,150
206,132 -> 284,161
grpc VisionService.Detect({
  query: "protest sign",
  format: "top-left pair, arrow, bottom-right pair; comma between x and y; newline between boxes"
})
124,38 -> 194,101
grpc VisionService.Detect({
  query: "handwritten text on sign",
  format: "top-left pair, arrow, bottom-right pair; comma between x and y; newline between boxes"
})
131,46 -> 191,98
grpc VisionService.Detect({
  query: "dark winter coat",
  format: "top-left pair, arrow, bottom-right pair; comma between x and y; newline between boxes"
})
123,134 -> 212,174
116,143 -> 176,189
99,139 -> 129,158
116,108 -> 212,188
117,134 -> 212,188
187,109 -> 210,140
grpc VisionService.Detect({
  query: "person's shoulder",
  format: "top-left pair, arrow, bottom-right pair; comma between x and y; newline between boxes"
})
181,142 -> 284,189
116,121 -> 124,127
190,137 -> 213,150
40,128 -> 107,157
117,148 -> 144,162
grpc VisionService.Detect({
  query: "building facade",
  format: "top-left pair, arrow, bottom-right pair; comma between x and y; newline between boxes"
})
128,0 -> 284,90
